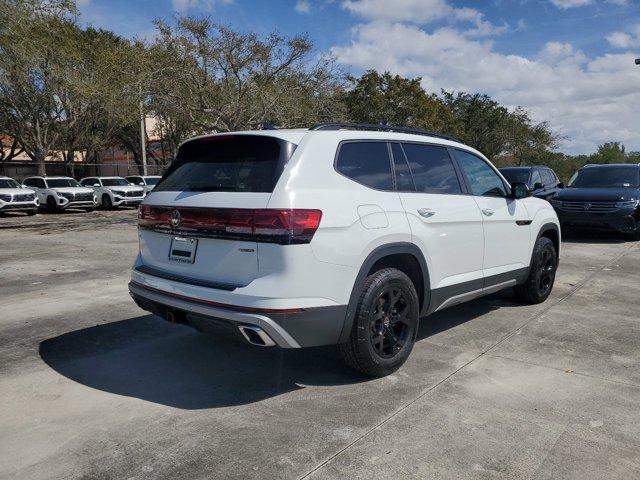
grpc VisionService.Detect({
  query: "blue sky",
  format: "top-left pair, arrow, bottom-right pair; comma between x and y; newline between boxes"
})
78,0 -> 640,154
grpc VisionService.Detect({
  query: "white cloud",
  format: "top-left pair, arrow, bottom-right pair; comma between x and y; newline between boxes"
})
295,0 -> 311,14
549,0 -> 628,8
606,25 -> 640,48
171,0 -> 233,13
331,20 -> 640,153
341,0 -> 507,37
549,0 -> 592,8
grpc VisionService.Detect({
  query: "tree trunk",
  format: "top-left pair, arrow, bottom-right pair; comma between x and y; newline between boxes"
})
35,150 -> 46,176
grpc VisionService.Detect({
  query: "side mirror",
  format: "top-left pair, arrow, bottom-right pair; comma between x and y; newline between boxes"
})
511,182 -> 532,199
533,182 -> 544,190
557,182 -> 565,189
93,183 -> 100,187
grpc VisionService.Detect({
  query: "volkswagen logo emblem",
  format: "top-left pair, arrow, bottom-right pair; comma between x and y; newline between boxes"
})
170,210 -> 182,227
584,203 -> 591,211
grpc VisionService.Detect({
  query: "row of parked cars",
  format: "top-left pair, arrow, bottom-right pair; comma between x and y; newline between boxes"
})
0,175 -> 161,214
499,164 -> 640,239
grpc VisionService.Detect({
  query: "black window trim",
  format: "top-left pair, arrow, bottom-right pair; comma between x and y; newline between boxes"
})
450,148 -> 510,198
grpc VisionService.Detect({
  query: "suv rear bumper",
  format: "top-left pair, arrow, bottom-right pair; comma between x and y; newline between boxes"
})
129,281 -> 347,348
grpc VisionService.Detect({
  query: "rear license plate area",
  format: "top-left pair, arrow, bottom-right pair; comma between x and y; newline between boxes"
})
169,236 -> 198,263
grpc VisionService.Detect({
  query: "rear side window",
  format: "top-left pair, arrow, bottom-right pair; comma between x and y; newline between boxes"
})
155,135 -> 296,193
336,142 -> 393,190
401,143 -> 461,194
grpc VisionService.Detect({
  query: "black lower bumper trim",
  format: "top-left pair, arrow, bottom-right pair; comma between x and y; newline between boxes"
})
129,286 -> 347,348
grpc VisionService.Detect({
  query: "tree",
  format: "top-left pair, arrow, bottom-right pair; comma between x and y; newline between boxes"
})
591,142 -> 626,164
344,70 -> 455,133
147,17 -> 344,156
0,1 -> 77,175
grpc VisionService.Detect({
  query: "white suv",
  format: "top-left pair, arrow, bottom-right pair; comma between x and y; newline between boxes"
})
125,175 -> 162,195
0,176 -> 39,215
129,124 -> 560,376
22,176 -> 96,212
80,176 -> 145,209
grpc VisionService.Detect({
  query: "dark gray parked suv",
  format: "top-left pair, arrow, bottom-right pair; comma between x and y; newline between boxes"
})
499,166 -> 563,200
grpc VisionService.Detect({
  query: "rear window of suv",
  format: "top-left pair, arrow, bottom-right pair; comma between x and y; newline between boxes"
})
155,135 -> 296,193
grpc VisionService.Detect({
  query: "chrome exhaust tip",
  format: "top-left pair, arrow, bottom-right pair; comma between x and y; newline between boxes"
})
238,325 -> 276,347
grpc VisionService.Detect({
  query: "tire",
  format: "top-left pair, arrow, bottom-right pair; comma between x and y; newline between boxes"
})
46,196 -> 58,212
514,236 -> 557,304
102,194 -> 113,210
338,268 -> 420,377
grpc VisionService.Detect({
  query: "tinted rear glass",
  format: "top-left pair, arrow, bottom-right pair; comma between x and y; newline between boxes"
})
155,135 -> 295,193
336,142 -> 393,190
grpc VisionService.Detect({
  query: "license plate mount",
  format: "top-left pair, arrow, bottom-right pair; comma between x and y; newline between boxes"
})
168,236 -> 198,263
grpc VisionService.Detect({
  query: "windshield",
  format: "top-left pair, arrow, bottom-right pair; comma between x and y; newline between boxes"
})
500,168 -> 531,185
568,167 -> 640,188
102,178 -> 130,187
145,177 -> 160,185
47,178 -> 81,188
0,179 -> 21,188
155,135 -> 295,193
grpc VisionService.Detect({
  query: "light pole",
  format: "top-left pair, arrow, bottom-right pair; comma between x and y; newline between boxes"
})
139,98 -> 148,176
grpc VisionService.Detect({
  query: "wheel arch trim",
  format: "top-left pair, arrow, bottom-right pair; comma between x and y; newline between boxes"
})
338,242 -> 431,343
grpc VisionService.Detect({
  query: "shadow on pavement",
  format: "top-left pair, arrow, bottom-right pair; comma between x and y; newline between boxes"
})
39,315 -> 365,409
39,293 -> 520,410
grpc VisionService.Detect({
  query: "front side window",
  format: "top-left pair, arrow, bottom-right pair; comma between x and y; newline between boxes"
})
401,143 -> 461,194
530,170 -> 542,187
455,150 -> 507,197
145,177 -> 160,186
568,167 -> 640,188
46,178 -> 80,188
336,142 -> 393,191
542,170 -> 555,185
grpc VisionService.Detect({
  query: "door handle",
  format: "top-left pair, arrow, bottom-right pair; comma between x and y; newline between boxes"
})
481,208 -> 495,217
417,208 -> 436,218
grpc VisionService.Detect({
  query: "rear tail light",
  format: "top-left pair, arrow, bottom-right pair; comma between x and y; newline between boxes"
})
138,205 -> 322,244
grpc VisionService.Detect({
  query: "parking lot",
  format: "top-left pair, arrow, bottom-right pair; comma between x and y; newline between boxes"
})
1,209 -> 639,480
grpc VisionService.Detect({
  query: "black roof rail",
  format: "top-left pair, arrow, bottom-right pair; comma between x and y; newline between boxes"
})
309,123 -> 461,143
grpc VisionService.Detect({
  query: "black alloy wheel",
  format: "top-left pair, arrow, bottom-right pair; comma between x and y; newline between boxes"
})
369,286 -> 412,359
514,236 -> 557,304
339,268 -> 419,377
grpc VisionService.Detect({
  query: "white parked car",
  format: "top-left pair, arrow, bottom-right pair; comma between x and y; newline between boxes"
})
22,176 -> 96,212
0,176 -> 39,215
125,175 -> 162,195
80,176 -> 145,209
129,124 -> 561,376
